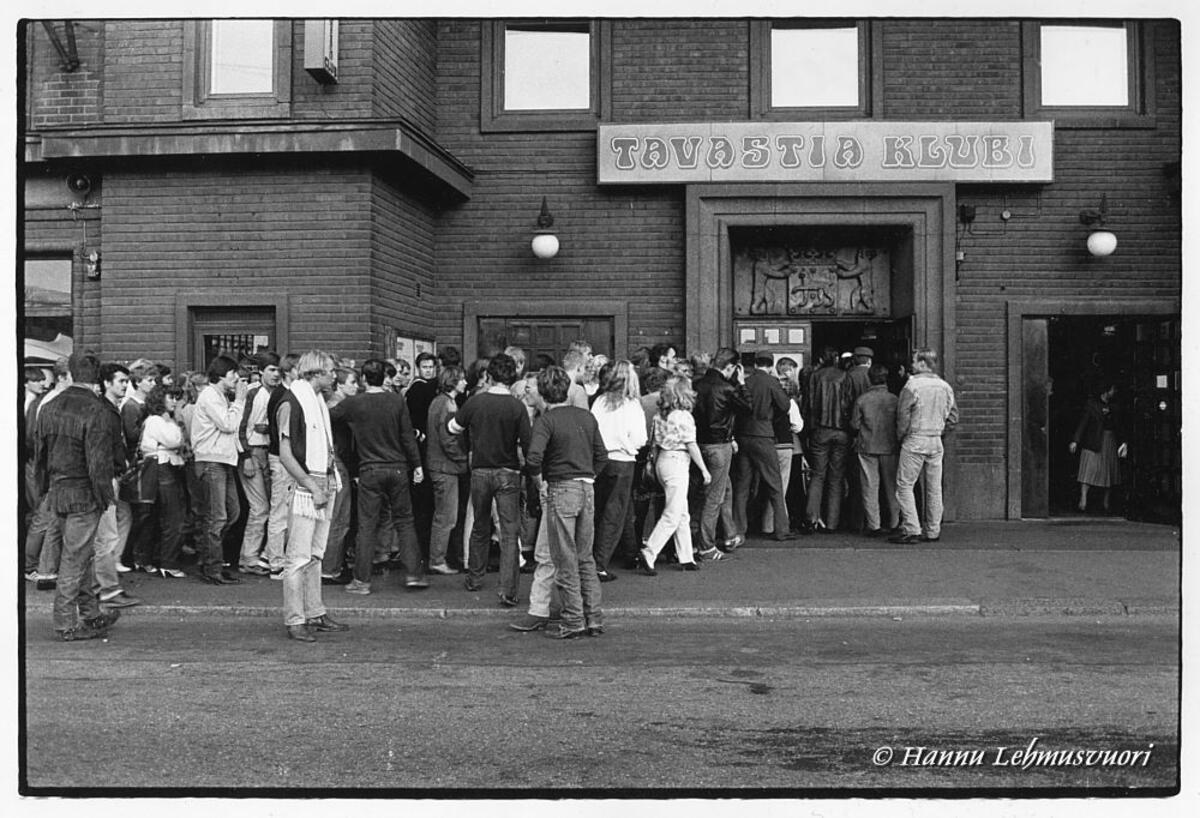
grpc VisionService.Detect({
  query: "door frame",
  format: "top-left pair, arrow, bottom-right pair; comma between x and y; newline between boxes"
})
1005,296 -> 1179,520
174,291 -> 289,374
462,299 -> 629,362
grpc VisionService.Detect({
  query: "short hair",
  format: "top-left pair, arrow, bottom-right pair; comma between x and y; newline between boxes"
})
561,349 -> 587,373
206,355 -> 239,383
438,345 -> 462,368
68,353 -> 102,385
600,359 -> 641,409
129,362 -> 161,385
487,353 -> 518,387
536,365 -> 571,405
754,353 -> 775,368
255,351 -> 281,369
52,356 -> 70,380
145,384 -> 185,416
568,339 -> 593,356
503,346 -> 526,375
100,362 -> 130,386
279,353 -> 301,374
533,353 -> 555,372
650,343 -> 676,368
657,375 -> 696,416
296,350 -> 334,380
416,351 -> 439,368
712,347 -> 740,371
641,366 -> 669,394
629,346 -> 651,368
913,348 -> 939,371
689,350 -> 711,369
776,357 -> 797,373
361,358 -> 387,387
24,366 -> 46,383
334,367 -> 357,387
438,366 -> 465,394
466,358 -> 491,390
819,346 -> 840,366
384,361 -> 397,379
868,363 -> 889,385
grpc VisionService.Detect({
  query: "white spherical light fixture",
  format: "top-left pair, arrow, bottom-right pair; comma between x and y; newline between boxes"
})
1086,229 -> 1118,258
531,196 -> 559,259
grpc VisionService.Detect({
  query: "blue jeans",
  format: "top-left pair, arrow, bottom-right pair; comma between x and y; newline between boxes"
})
284,473 -> 333,626
237,447 -> 271,567
896,436 -> 945,538
429,469 -> 467,567
25,493 -> 63,575
592,459 -> 634,572
467,467 -> 521,598
698,442 -> 736,550
545,480 -> 602,630
52,509 -> 103,632
355,466 -> 421,583
195,461 -> 241,577
805,427 -> 850,529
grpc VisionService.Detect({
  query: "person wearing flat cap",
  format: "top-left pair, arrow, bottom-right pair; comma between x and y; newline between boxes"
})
840,346 -> 874,531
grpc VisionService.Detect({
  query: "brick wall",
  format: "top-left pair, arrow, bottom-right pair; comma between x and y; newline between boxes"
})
96,161 -> 377,368
370,176 -> 438,355
371,19 -> 439,132
29,21 -> 104,127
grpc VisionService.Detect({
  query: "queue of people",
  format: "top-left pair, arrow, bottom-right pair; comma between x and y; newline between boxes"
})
23,337 -> 961,644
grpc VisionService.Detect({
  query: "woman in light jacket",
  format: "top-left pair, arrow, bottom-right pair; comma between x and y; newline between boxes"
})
590,360 -> 647,581
638,376 -> 711,574
136,385 -> 189,577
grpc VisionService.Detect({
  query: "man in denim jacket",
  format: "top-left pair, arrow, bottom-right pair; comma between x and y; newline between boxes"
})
889,349 -> 958,544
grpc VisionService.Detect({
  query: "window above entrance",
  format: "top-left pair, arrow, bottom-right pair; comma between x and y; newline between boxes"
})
480,20 -> 612,133
1021,20 -> 1156,129
749,20 -> 876,120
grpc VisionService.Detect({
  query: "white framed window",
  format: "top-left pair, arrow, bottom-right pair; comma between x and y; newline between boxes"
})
182,20 -> 292,120
751,20 -> 875,120
1022,20 -> 1155,128
210,19 -> 276,95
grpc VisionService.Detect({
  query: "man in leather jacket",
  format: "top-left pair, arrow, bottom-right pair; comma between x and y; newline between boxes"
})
692,347 -> 751,558
802,345 -> 852,532
732,352 -> 797,543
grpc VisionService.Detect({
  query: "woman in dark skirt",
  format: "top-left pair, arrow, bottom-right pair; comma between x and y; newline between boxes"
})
1069,382 -> 1127,513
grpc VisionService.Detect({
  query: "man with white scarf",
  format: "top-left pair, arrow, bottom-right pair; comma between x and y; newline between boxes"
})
275,350 -> 349,642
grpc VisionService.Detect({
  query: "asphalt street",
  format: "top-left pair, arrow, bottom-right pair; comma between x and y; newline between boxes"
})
21,611 -> 1178,794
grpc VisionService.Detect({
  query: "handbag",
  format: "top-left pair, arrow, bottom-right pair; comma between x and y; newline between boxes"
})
638,447 -> 660,492
118,456 -> 159,504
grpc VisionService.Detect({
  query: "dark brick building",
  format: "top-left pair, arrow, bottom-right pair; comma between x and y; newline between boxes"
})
20,18 -> 1182,522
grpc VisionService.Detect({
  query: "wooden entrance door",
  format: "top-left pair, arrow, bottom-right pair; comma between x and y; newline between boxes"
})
476,316 -> 614,367
1125,318 -> 1181,524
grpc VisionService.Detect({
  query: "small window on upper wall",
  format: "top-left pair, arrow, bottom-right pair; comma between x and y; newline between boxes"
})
1022,21 -> 1155,128
750,20 -> 875,119
182,19 -> 292,120
481,20 -> 611,132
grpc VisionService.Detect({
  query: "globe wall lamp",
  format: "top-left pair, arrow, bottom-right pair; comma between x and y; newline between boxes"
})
531,197 -> 559,259
1079,194 -> 1117,257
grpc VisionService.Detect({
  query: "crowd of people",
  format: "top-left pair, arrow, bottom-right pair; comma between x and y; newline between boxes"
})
22,336 -> 959,643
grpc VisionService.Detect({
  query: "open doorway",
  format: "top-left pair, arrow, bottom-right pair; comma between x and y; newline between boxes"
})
810,318 -> 912,391
1045,315 -> 1181,523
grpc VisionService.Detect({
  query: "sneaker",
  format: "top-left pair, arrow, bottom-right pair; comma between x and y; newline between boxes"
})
116,562 -> 133,574
509,614 -> 550,632
427,563 -> 458,575
498,592 -> 519,608
596,570 -> 618,583
159,568 -> 187,579
696,547 -> 726,562
139,564 -> 158,574
464,578 -> 483,592
405,576 -> 431,590
56,624 -> 108,642
240,564 -> 269,576
544,624 -> 587,640
269,569 -> 284,581
721,534 -> 745,552
24,570 -> 38,582
100,591 -> 142,608
345,579 -> 371,595
85,609 -> 121,631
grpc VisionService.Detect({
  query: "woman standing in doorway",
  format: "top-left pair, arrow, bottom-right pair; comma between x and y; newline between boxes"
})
1069,381 -> 1127,513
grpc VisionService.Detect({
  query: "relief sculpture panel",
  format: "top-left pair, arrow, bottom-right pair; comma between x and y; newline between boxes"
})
733,243 -> 892,317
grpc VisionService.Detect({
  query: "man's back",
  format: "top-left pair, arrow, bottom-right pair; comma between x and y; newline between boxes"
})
898,373 -> 958,439
332,391 -> 421,467
35,385 -> 115,513
735,369 -> 786,438
455,391 -> 531,470
807,364 -> 850,430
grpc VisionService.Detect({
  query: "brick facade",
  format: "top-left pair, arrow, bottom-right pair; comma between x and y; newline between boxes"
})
21,17 -> 1182,520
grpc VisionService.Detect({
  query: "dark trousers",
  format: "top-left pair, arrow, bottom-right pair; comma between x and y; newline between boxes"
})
592,459 -> 634,573
356,466 -> 422,583
195,461 -> 241,577
467,467 -> 521,598
805,427 -> 850,529
732,435 -> 789,537
133,465 -> 186,570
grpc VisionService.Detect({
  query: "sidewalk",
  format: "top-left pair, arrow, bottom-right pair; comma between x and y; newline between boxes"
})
21,519 -> 1181,620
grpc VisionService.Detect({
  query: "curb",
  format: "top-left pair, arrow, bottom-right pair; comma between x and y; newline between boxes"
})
21,599 -> 1178,620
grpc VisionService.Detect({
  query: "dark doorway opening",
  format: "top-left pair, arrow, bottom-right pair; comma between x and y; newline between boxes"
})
810,318 -> 912,389
1046,315 -> 1181,523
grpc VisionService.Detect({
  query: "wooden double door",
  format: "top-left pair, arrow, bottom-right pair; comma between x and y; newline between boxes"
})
477,316 -> 614,368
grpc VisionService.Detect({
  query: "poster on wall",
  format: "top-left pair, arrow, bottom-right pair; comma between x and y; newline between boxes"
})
392,331 -> 437,374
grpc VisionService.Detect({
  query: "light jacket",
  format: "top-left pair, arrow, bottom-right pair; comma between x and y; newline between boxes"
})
896,372 -> 958,441
191,384 -> 245,466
